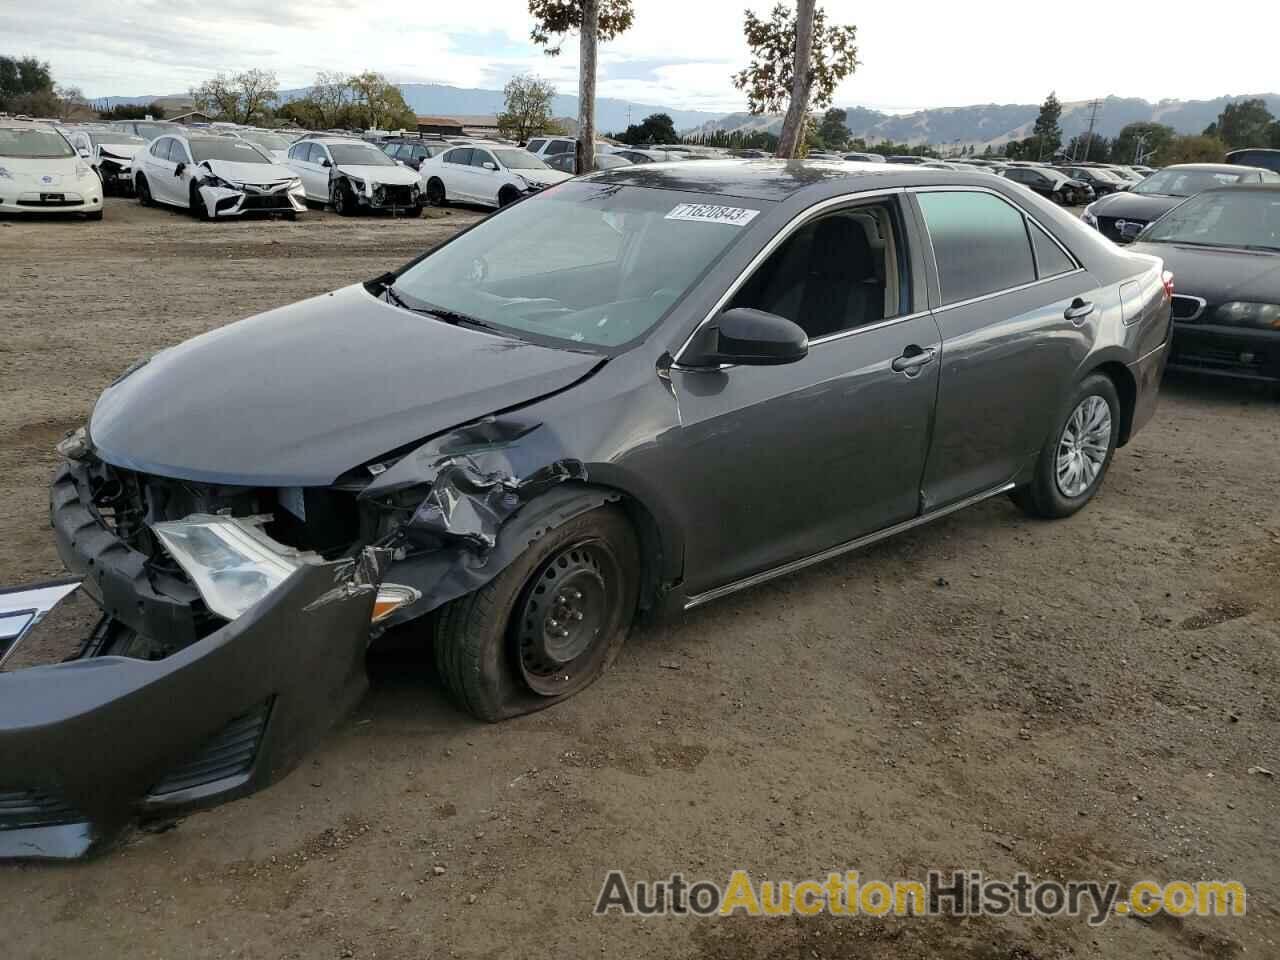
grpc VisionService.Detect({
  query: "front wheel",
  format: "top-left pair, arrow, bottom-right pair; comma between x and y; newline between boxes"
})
333,180 -> 356,216
189,182 -> 209,220
1012,372 -> 1120,519
434,504 -> 639,722
136,175 -> 153,206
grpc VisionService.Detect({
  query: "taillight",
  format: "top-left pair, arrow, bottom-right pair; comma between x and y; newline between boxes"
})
1161,270 -> 1175,301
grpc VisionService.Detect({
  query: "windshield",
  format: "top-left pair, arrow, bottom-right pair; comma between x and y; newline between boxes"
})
328,143 -> 395,166
494,149 -> 550,170
1135,168 -> 1252,197
392,182 -> 762,349
0,127 -> 75,159
90,133 -> 144,147
189,139 -> 271,163
239,132 -> 289,151
130,122 -> 181,140
1141,190 -> 1280,251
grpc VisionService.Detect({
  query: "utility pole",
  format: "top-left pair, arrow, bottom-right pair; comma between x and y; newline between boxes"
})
1077,98 -> 1103,161
1133,133 -> 1148,165
576,0 -> 599,176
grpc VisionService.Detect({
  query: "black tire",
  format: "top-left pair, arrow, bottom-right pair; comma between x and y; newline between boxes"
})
188,182 -> 209,220
282,210 -> 298,222
425,177 -> 446,207
136,175 -> 153,206
1011,372 -> 1121,519
410,202 -> 425,218
333,180 -> 357,216
497,185 -> 520,208
434,504 -> 640,722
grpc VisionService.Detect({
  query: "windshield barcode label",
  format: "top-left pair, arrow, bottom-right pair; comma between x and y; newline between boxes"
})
665,203 -> 760,226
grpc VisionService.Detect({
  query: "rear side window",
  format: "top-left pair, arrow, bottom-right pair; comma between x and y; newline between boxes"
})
918,191 -> 1037,305
548,140 -> 572,155
526,139 -> 546,154
1029,221 -> 1075,278
445,147 -> 473,165
151,138 -> 169,159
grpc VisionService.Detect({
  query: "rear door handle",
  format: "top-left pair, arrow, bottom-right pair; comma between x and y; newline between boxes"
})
1065,298 -> 1095,323
891,346 -> 937,374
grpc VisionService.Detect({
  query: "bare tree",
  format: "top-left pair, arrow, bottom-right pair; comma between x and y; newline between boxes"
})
528,0 -> 634,173
497,74 -> 558,143
310,70 -> 353,128
191,69 -> 278,124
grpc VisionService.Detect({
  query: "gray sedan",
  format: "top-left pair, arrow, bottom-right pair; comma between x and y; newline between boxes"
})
2,160 -> 1172,859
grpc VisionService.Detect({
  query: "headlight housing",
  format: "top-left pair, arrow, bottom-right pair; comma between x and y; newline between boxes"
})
1081,207 -> 1098,228
76,161 -> 92,178
1214,301 -> 1280,329
0,164 -> 13,180
153,514 -> 419,623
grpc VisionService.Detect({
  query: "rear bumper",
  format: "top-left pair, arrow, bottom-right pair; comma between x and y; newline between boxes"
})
1128,329 -> 1172,440
1168,322 -> 1280,384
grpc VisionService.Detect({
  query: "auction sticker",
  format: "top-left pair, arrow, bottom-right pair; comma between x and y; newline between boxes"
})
665,203 -> 761,226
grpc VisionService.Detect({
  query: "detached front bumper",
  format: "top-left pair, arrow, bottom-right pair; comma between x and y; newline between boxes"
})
0,465 -> 386,861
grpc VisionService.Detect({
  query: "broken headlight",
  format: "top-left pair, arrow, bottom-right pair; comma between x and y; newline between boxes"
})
153,515 -> 418,623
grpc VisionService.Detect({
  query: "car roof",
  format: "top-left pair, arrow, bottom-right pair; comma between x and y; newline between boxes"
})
586,158 -> 1030,202
1165,163 -> 1259,172
1201,182 -> 1280,193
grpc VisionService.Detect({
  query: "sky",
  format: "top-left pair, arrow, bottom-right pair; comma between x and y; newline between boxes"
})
5,0 -> 1279,114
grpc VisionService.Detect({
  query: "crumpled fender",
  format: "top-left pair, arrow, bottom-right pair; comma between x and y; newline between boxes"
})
0,549 -> 388,861
359,417 -> 615,623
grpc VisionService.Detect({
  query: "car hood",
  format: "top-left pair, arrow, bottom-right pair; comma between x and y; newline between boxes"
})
89,284 -> 604,486
1089,191 -> 1181,221
199,158 -> 297,186
336,163 -> 420,186
1128,242 -> 1280,305
515,169 -> 573,188
0,154 -> 86,187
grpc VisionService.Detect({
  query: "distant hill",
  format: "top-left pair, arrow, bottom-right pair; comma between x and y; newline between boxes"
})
94,82 -> 724,134
695,93 -> 1280,150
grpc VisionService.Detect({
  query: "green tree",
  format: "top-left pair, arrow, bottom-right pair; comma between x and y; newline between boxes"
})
98,101 -> 169,121
0,55 -> 53,111
732,2 -> 859,157
497,74 -> 558,143
1162,134 -> 1227,165
309,70 -> 355,128
1113,122 -> 1175,164
620,111 -> 678,145
816,107 -> 848,149
1204,98 -> 1275,149
347,71 -> 415,129
1029,91 -> 1063,159
1066,133 -> 1111,162
191,69 -> 278,125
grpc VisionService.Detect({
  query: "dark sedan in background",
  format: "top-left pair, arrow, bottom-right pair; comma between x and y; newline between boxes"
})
1059,165 -> 1128,197
1,161 -> 1171,859
1003,165 -> 1094,205
1081,163 -> 1279,243
1130,184 -> 1280,386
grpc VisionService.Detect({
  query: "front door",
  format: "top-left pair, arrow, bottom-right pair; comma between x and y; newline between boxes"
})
667,197 -> 942,595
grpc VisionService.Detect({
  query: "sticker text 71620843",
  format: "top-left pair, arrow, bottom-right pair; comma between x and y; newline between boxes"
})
665,203 -> 761,227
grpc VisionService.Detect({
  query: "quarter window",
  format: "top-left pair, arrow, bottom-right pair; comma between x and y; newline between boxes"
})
150,138 -> 169,159
1029,221 -> 1075,279
918,191 -> 1037,305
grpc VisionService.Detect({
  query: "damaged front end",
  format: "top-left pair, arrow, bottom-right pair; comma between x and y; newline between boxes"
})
196,162 -> 306,218
0,454 -> 416,860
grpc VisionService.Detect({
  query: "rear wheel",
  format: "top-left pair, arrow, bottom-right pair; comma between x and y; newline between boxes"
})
1012,372 -> 1120,519
136,175 -> 153,206
434,504 -> 639,722
425,177 -> 446,207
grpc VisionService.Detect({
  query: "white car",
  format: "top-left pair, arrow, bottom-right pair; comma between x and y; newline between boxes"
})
286,136 -> 424,216
0,121 -> 104,219
228,129 -> 293,163
67,128 -> 146,194
419,144 -> 571,208
134,133 -> 306,219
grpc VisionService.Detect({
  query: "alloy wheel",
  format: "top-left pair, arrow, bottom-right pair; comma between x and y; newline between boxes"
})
1056,395 -> 1112,498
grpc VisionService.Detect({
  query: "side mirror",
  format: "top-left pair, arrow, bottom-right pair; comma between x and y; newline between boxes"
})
321,158 -> 332,168
483,161 -> 498,171
682,308 -> 808,367
78,148 -> 91,158
173,162 -> 185,176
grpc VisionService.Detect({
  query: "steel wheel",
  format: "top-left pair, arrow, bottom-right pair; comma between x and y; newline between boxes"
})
513,539 -> 622,697
1056,395 -> 1112,498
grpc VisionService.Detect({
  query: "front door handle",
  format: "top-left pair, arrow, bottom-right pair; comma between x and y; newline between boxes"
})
1065,298 -> 1095,323
891,346 -> 937,374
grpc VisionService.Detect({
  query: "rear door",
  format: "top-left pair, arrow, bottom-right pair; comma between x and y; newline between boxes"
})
910,188 -> 1099,509
146,137 -> 179,204
441,147 -> 476,200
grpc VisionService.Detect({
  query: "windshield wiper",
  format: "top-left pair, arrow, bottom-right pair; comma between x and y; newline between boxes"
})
371,277 -> 510,334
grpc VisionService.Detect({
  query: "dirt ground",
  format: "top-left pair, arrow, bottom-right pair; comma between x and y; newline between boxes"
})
1,197 -> 1277,960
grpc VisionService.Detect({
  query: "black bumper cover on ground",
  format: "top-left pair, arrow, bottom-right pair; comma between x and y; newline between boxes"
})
0,467 -> 385,861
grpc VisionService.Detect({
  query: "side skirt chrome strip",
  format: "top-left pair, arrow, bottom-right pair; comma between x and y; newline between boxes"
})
682,482 -> 1017,611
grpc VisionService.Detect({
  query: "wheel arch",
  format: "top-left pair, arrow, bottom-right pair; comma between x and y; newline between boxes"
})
1082,357 -> 1138,447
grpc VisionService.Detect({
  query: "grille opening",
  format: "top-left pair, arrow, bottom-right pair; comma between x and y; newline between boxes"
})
0,788 -> 81,829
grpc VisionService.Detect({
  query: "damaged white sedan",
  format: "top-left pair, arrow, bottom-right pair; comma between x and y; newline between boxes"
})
286,135 -> 424,216
134,133 -> 306,219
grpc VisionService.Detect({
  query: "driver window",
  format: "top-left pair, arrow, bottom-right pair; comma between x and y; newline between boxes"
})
727,200 -> 905,341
